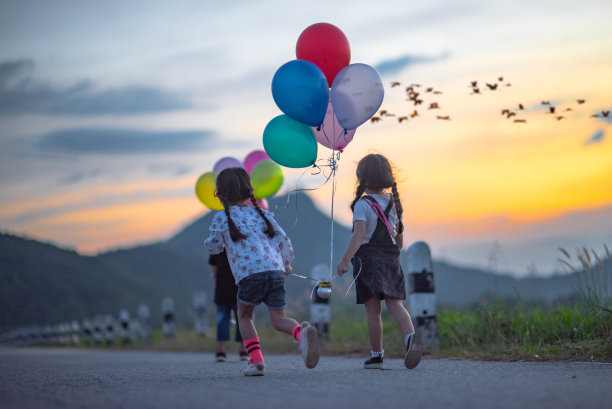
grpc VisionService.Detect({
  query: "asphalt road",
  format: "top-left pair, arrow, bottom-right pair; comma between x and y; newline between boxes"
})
1,347 -> 610,409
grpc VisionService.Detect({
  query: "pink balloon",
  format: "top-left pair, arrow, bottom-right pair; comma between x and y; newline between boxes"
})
243,150 -> 271,174
312,101 -> 356,150
213,156 -> 242,174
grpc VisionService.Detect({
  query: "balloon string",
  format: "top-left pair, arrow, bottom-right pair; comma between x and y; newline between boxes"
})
345,257 -> 363,296
329,151 -> 336,281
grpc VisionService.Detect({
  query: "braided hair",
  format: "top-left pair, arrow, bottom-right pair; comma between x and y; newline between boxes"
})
215,167 -> 275,242
350,154 -> 404,233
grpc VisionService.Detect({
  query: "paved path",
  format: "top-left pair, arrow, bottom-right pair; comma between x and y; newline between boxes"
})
1,347 -> 610,409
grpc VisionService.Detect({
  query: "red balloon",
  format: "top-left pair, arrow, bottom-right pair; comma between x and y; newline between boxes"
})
296,23 -> 351,87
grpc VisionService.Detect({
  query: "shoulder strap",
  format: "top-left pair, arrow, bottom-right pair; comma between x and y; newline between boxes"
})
361,196 -> 394,240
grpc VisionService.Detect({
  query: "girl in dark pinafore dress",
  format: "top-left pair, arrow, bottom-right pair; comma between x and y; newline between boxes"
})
337,154 -> 422,370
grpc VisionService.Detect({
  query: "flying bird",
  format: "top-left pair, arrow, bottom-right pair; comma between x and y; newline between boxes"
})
391,81 -> 401,87
486,83 -> 498,90
549,106 -> 556,114
428,102 -> 440,109
514,119 -> 527,123
370,116 -> 381,123
577,99 -> 586,104
602,110 -> 610,117
541,101 -> 550,105
471,88 -> 481,95
410,110 -> 419,118
518,104 -> 524,110
470,81 -> 477,87
555,116 -> 565,121
398,116 -> 408,123
436,115 -> 451,120
498,77 -> 504,82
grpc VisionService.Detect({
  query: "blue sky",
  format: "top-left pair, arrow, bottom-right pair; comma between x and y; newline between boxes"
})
1,0 -> 611,276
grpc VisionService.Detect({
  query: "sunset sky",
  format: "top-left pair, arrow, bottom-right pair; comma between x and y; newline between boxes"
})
1,0 -> 611,277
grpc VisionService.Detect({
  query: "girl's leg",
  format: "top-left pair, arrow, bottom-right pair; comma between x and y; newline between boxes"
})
385,297 -> 415,336
237,302 -> 263,364
364,296 -> 383,352
236,302 -> 257,340
268,308 -> 299,336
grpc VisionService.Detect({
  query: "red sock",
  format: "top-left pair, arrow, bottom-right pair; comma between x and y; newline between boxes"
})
244,337 -> 264,364
292,325 -> 301,341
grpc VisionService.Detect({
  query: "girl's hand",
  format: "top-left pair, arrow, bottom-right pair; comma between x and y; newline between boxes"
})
284,265 -> 293,276
337,258 -> 350,276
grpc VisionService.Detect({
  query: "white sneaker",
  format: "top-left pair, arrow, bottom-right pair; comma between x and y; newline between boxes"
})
244,361 -> 265,376
298,322 -> 319,369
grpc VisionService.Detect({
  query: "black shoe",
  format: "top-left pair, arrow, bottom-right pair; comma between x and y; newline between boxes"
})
363,356 -> 384,369
215,352 -> 226,362
404,332 -> 422,369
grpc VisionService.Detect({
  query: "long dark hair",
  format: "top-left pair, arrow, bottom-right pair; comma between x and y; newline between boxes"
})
349,154 -> 404,234
215,167 -> 276,242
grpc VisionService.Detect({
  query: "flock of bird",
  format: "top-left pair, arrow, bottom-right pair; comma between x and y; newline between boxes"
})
369,77 -> 610,125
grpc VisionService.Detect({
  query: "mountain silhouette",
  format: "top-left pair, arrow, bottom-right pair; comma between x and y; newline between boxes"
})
0,192 -> 583,331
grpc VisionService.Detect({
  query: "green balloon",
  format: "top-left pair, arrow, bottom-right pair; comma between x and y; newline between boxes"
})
263,115 -> 317,168
251,160 -> 284,199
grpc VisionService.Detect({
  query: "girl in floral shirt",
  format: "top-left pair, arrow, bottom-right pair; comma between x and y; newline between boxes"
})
204,167 -> 319,376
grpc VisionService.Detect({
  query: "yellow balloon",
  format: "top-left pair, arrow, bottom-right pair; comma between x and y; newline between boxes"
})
195,172 -> 223,210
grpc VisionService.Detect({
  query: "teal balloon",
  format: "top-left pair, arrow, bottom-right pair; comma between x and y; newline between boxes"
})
263,115 -> 317,168
251,160 -> 284,199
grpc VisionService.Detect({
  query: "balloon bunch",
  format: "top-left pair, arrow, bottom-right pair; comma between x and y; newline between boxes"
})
194,150 -> 283,211
264,22 -> 385,167
265,23 -> 384,290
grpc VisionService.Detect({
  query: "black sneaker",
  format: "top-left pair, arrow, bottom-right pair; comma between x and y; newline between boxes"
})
215,352 -> 226,362
363,356 -> 384,369
404,332 -> 422,369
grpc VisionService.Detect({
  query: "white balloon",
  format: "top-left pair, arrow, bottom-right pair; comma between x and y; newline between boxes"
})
330,63 -> 384,130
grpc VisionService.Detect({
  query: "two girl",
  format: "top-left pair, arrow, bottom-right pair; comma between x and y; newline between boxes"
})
204,167 -> 319,376
337,153 -> 422,369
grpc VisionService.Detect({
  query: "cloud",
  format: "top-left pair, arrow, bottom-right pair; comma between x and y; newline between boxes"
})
375,52 -> 450,76
36,128 -> 216,154
0,59 -> 192,115
583,129 -> 605,146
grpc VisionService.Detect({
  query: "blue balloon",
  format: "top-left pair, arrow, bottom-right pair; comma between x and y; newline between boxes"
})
272,60 -> 329,127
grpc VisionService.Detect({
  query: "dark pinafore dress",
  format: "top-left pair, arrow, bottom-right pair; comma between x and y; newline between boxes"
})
351,195 -> 406,304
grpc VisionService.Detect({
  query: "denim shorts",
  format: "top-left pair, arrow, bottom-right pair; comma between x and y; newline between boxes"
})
237,270 -> 286,310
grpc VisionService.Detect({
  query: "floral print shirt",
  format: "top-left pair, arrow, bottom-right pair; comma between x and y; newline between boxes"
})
204,206 -> 294,284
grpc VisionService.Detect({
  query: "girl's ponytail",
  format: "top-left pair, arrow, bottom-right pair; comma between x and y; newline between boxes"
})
224,205 -> 247,242
249,194 -> 276,238
350,182 -> 367,213
391,181 -> 404,234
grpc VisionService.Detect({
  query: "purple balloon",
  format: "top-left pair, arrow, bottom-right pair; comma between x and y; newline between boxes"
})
330,63 -> 384,130
213,156 -> 242,174
312,101 -> 356,150
243,150 -> 271,174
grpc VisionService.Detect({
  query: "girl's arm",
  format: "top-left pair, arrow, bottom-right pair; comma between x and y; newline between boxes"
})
337,220 -> 367,276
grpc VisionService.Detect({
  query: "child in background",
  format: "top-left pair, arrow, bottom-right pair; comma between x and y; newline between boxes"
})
204,167 -> 319,376
208,250 -> 249,362
337,153 -> 422,370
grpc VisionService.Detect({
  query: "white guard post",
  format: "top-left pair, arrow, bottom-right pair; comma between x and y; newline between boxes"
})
309,263 -> 331,339
192,290 -> 208,337
406,241 -> 439,349
118,309 -> 132,343
92,316 -> 103,345
104,314 -> 115,345
81,319 -> 93,345
137,304 -> 151,344
161,297 -> 176,338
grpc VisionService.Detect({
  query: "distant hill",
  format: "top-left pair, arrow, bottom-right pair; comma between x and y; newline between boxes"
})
0,192 -> 589,331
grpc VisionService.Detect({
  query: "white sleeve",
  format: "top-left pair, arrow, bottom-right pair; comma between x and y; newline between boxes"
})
353,199 -> 370,223
270,217 -> 294,267
204,230 -> 224,254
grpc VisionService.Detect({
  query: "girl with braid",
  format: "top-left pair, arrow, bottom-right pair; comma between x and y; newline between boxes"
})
337,154 -> 422,370
204,167 -> 319,376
